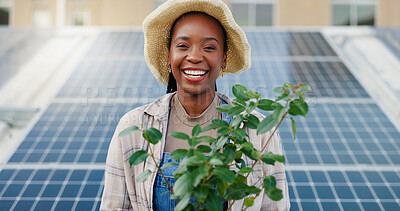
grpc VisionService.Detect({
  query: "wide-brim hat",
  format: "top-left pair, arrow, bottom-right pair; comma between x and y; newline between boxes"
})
143,0 -> 251,86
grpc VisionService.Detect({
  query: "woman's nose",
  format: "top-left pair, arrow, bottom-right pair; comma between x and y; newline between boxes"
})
186,48 -> 203,63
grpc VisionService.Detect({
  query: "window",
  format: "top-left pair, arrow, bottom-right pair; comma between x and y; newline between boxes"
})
0,7 -> 8,25
231,0 -> 275,26
33,9 -> 51,27
332,0 -> 376,26
70,9 -> 90,26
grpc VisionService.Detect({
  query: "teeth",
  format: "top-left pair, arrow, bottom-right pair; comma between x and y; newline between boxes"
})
183,70 -> 206,76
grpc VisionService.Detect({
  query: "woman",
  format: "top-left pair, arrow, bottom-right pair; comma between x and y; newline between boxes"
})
101,0 -> 289,210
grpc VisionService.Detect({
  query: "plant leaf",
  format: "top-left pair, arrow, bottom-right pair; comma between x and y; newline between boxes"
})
206,190 -> 223,211
227,106 -> 246,116
295,83 -> 312,92
174,193 -> 191,211
215,135 -> 228,150
136,170 -> 152,183
230,114 -> 244,128
143,128 -> 162,144
238,167 -> 253,174
263,176 -> 283,201
170,149 -> 188,160
129,150 -> 149,167
257,99 -> 279,111
247,90 -> 260,99
192,124 -> 201,137
192,165 -> 208,186
288,99 -> 308,117
216,104 -> 233,112
244,114 -> 260,129
257,113 -> 277,135
232,98 -> 246,107
263,152 -> 285,163
223,144 -> 236,164
169,132 -> 190,141
214,167 -> 235,183
160,161 -> 179,170
291,117 -> 296,140
247,101 -> 257,114
232,84 -> 250,101
196,145 -> 212,153
244,197 -> 255,207
211,119 -> 229,128
273,87 -> 285,95
231,128 -> 248,143
194,185 -> 209,202
173,174 -> 193,196
119,126 -> 139,137
224,183 -> 249,200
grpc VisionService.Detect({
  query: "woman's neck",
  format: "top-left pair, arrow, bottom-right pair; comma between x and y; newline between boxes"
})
176,90 -> 216,117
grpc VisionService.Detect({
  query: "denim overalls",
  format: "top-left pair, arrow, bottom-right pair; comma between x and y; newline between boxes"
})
153,99 -> 232,210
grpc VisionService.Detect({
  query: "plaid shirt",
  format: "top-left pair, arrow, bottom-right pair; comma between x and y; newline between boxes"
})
100,92 -> 290,211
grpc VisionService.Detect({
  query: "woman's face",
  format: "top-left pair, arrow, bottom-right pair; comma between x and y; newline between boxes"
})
168,13 -> 226,97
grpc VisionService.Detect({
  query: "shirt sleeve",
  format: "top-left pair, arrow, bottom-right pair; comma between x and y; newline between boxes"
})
260,131 -> 290,211
100,124 -> 133,211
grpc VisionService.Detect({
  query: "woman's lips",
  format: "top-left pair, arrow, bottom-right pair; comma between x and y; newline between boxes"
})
181,69 -> 208,82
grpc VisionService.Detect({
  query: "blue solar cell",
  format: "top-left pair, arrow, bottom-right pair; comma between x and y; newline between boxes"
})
76,201 -> 95,210
291,171 -> 309,182
321,202 -> 341,211
51,141 -> 67,150
389,154 -> 400,164
81,184 -> 100,197
14,169 -> 33,181
68,142 -> 83,149
51,170 -> 69,181
9,152 -> 26,162
354,154 -> 373,164
309,171 -> 327,183
18,141 -> 34,149
54,200 -> 74,211
288,185 -> 295,198
34,200 -> 54,211
289,201 -> 300,211
338,154 -> 354,164
315,185 -> 334,199
78,153 -> 94,162
32,169 -> 51,181
26,153 -> 42,162
382,171 -> 400,183
21,184 -> 42,197
361,202 -> 381,211
69,170 -> 87,181
341,202 -> 362,210
61,184 -> 81,197
13,200 -> 35,211
353,186 -> 374,199
43,153 -> 60,162
328,171 -> 346,183
320,153 -> 336,164
95,152 -> 107,162
301,202 -> 320,210
42,184 -> 62,197
87,170 -> 104,182
60,152 -> 77,162
346,171 -> 365,183
364,171 -> 384,183
296,186 -> 315,199
84,142 -> 99,150
0,169 -> 15,181
334,185 -> 355,199
372,186 -> 395,199
0,200 -> 14,211
3,184 -> 24,197
381,202 -> 400,210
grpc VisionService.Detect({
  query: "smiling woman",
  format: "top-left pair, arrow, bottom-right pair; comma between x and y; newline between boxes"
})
100,0 -> 289,210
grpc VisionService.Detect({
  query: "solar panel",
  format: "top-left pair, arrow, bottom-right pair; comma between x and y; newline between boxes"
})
1,30 -> 399,210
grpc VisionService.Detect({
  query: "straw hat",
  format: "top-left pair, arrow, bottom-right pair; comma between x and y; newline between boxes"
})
143,0 -> 251,86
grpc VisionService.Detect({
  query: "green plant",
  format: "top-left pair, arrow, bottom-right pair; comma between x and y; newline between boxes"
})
119,83 -> 311,211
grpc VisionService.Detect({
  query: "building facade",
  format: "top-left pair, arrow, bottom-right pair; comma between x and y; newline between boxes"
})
1,0 -> 399,27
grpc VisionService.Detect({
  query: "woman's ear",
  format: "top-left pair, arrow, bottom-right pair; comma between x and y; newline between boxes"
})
222,53 -> 227,69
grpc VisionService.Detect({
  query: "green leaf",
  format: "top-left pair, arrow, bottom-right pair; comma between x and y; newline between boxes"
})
247,186 -> 261,194
230,114 -> 244,128
263,176 -> 283,201
288,99 -> 308,117
160,161 -> 178,170
214,167 -> 235,183
196,145 -> 212,153
223,144 -> 236,164
194,136 -> 215,144
192,165 -> 208,186
180,156 -> 204,167
244,197 -> 255,207
173,165 -> 187,177
217,127 -> 230,135
129,150 -> 149,167
244,114 -> 260,129
206,190 -> 223,211
276,93 -> 289,102
174,193 -> 191,211
224,183 -> 249,200
247,101 -> 257,114
251,150 -> 261,160
283,82 -> 293,89
217,182 -> 229,199
143,128 -> 162,144
209,157 -> 224,166
173,174 -> 193,196
257,113 -> 277,135
257,99 -> 279,111
201,124 -> 219,133
291,117 -> 296,140
211,119 -> 229,128
273,87 -> 285,95
169,132 -> 190,141
263,152 -> 285,163
231,128 -> 248,143
295,83 -> 312,92
247,90 -> 261,99
192,124 -> 201,137
119,126 -> 139,137
272,105 -> 286,122
232,84 -> 250,101
136,170 -> 152,183
215,135 -> 228,150
298,91 -> 306,101
170,149 -> 188,160
238,167 -> 253,174
227,106 -> 246,116
194,185 -> 209,202
216,104 -> 233,112
232,98 -> 246,107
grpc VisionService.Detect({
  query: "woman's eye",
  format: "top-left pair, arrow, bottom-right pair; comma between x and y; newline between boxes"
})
177,44 -> 188,48
205,46 -> 216,50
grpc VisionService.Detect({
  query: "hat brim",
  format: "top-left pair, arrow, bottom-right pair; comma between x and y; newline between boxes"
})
143,0 -> 251,86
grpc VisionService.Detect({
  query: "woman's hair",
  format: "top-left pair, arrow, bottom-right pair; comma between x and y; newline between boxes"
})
166,11 -> 227,94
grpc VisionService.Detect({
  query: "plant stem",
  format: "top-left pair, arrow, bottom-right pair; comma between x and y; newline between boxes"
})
143,130 -> 178,204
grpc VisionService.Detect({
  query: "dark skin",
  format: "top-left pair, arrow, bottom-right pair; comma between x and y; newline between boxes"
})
167,13 -> 227,117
